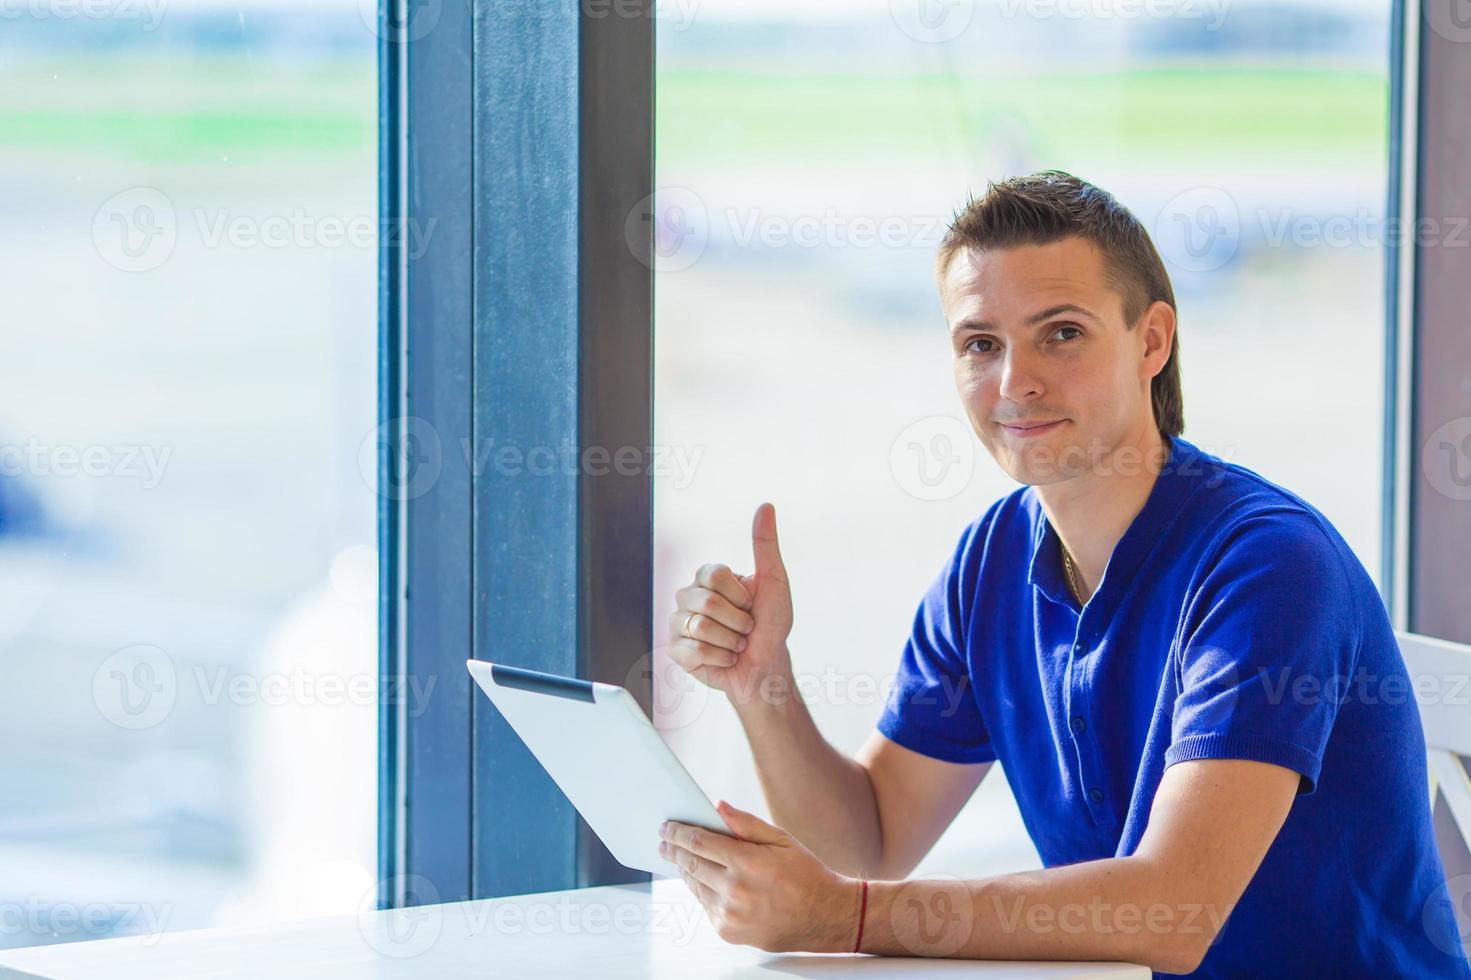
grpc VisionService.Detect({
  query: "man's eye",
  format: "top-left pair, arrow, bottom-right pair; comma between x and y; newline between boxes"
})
964,338 -> 995,354
1054,325 -> 1082,341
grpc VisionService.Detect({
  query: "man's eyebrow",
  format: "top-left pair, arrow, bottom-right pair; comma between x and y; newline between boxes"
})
950,303 -> 1101,334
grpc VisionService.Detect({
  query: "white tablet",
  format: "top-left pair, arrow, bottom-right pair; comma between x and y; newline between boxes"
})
466,659 -> 725,877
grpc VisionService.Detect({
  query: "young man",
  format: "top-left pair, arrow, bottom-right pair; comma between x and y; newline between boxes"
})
657,172 -> 1471,977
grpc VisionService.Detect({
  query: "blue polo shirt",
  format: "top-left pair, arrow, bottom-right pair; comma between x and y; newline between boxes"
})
877,434 -> 1470,979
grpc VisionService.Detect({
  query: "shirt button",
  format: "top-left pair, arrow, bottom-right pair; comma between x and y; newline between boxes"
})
1088,788 -> 1104,804
1070,716 -> 1086,735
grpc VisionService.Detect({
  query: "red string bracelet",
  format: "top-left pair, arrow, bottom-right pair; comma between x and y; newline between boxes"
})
852,878 -> 869,954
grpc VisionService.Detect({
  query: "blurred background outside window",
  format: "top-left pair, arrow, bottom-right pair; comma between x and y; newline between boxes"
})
1,0 -> 379,948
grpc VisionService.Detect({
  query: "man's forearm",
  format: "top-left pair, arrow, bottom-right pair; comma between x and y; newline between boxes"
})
853,856 -> 1229,974
730,664 -> 885,878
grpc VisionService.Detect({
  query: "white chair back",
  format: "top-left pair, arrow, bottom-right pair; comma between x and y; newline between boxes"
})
1397,630 -> 1471,959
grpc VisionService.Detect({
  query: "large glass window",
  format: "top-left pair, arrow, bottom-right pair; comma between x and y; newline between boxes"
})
652,0 -> 1390,876
1,0 -> 378,946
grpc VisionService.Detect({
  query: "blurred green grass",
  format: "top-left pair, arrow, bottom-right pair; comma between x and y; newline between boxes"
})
657,67 -> 1387,166
1,56 -> 375,166
1,61 -> 1385,167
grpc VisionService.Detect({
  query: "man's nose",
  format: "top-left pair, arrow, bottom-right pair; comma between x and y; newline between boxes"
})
998,348 -> 1044,402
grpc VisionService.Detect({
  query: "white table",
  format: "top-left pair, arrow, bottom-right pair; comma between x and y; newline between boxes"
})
0,878 -> 1150,979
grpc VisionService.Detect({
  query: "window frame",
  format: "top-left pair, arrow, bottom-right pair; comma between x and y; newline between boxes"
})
377,0 -> 655,906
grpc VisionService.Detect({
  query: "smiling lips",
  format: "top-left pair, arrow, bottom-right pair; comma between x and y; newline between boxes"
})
999,419 -> 1067,438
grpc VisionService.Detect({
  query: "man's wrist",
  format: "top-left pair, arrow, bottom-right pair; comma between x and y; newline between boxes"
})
728,663 -> 801,717
812,872 -> 866,954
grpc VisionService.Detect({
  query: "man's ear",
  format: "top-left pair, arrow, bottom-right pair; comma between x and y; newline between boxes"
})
1137,300 -> 1176,381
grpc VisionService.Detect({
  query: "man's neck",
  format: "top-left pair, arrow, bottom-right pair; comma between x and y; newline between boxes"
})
1035,425 -> 1169,601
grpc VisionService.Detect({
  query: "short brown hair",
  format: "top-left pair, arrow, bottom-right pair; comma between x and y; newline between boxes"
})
937,171 -> 1183,438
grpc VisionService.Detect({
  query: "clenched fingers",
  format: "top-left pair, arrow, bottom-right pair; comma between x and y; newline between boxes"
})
695,562 -> 753,611
667,637 -> 738,672
673,585 -> 754,639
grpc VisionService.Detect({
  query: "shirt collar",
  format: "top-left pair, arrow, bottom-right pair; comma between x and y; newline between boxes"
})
1026,434 -> 1207,611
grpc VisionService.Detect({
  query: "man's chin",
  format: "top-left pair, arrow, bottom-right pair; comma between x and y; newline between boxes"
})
990,442 -> 1088,486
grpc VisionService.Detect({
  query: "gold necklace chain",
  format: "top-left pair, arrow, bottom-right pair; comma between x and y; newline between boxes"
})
1060,541 -> 1086,605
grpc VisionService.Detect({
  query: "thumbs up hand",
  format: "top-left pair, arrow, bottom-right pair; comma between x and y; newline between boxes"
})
667,503 -> 795,705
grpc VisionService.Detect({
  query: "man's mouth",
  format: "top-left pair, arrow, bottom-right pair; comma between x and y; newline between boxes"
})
998,419 -> 1067,439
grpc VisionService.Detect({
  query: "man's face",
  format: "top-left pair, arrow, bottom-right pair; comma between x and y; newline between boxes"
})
939,236 -> 1168,486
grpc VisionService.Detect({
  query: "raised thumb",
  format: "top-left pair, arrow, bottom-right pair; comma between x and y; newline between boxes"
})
751,502 -> 786,581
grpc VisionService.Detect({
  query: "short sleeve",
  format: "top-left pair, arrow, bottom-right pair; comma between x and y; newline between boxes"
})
1164,512 -> 1361,795
876,521 -> 996,765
